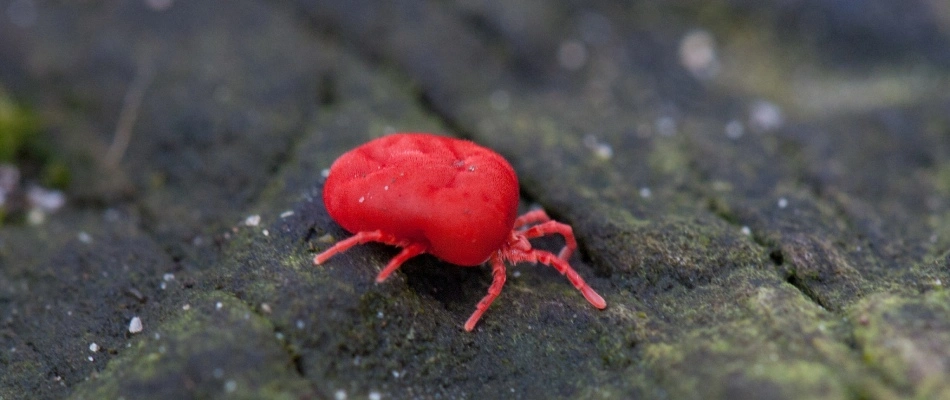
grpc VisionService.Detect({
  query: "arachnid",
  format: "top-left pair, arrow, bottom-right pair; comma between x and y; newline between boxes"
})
313,133 -> 606,331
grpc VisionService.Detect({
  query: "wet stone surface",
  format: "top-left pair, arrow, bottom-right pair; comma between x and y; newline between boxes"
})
1,1 -> 949,399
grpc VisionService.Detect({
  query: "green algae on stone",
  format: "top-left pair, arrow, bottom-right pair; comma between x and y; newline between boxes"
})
0,88 -> 71,204
69,292 -> 315,400
642,303 -> 850,399
850,290 -> 950,399
0,91 -> 39,163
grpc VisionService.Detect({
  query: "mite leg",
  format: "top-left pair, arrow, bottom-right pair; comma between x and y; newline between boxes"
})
510,250 -> 606,310
313,230 -> 428,282
464,253 -> 508,331
513,209 -> 552,230
313,230 -> 405,265
375,243 -> 426,282
519,221 -> 578,261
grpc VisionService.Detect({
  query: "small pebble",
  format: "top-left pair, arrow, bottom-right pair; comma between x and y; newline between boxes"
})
725,120 -> 744,139
749,100 -> 784,132
27,186 -> 66,211
679,29 -> 719,79
129,317 -> 143,334
77,232 -> 93,244
245,215 -> 261,227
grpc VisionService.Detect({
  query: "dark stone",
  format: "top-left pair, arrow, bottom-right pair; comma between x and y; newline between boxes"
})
1,0 -> 948,399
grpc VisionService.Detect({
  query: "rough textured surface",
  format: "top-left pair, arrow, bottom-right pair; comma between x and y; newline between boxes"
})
1,1 -> 949,399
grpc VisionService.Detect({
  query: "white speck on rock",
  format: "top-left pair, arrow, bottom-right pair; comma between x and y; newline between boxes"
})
77,232 -> 93,244
656,116 -> 677,136
679,29 -> 719,79
27,208 -> 45,225
749,100 -> 784,132
215,302 -> 223,310
27,186 -> 66,212
244,215 -> 261,227
725,120 -> 744,139
639,187 -> 652,199
89,343 -> 99,352
280,210 -> 294,218
145,0 -> 174,12
741,226 -> 751,236
778,198 -> 788,209
128,317 -> 143,334
583,135 -> 613,160
369,391 -> 382,400
334,390 -> 347,400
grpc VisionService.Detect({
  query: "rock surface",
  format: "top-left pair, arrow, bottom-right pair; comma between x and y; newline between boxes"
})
1,1 -> 949,399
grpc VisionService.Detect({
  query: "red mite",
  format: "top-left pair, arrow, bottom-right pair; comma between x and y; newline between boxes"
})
313,133 -> 606,331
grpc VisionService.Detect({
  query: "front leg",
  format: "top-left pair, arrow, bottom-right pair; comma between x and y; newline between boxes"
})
464,252 -> 508,331
313,230 -> 410,265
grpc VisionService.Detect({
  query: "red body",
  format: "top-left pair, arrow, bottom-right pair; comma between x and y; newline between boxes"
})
322,133 -> 520,266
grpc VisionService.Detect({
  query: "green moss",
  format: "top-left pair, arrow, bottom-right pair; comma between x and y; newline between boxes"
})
648,137 -> 690,178
850,291 -> 950,398
0,92 -> 40,163
41,161 -> 71,189
0,89 -> 71,192
643,323 -> 851,399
